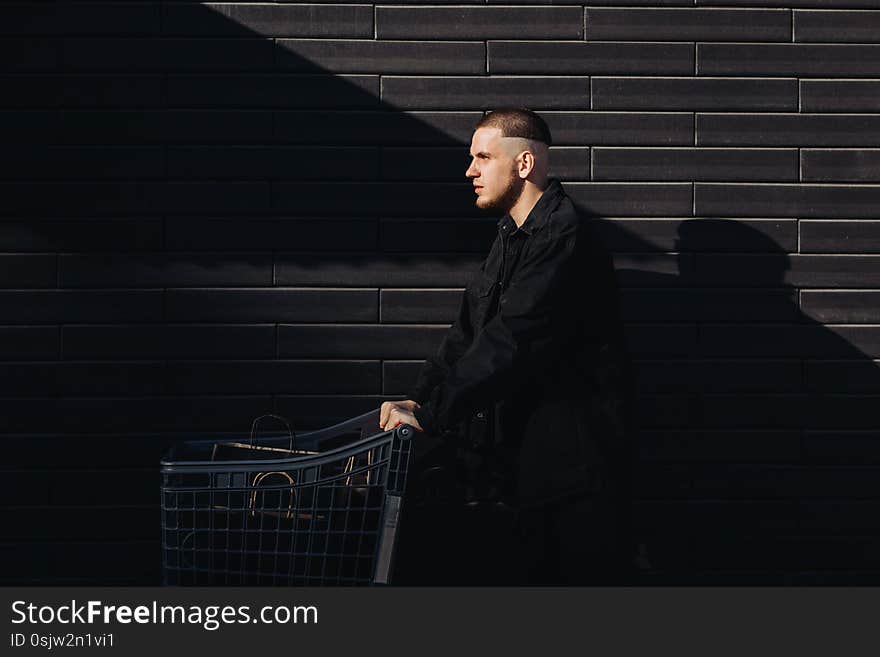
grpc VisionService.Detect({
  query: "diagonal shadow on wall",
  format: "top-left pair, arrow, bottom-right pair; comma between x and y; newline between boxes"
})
2,2 -> 880,585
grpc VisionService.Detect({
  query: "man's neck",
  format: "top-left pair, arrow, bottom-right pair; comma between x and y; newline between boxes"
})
508,180 -> 549,228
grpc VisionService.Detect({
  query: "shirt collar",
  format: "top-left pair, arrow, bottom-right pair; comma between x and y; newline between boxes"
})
496,178 -> 565,236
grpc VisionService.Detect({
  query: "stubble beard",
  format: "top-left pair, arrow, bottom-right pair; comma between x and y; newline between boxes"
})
478,169 -> 524,215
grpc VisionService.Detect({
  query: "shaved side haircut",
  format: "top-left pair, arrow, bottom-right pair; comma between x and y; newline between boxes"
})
475,108 -> 553,147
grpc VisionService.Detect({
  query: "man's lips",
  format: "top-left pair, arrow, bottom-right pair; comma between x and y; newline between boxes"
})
474,186 -> 483,193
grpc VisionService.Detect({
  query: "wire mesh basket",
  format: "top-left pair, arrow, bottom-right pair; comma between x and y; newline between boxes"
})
160,410 -> 413,586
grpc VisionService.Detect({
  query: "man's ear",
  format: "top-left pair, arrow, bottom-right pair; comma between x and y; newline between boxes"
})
518,151 -> 535,179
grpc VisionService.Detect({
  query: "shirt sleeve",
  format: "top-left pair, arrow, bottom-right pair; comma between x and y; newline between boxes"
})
407,287 -> 475,405
413,223 -> 580,436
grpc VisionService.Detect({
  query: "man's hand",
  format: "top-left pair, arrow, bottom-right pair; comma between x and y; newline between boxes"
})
379,400 -> 424,432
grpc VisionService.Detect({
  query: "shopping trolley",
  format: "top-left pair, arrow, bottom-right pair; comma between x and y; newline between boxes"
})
160,409 -> 413,586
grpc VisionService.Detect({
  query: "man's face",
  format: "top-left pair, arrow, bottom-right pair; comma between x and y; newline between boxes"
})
465,127 -> 524,213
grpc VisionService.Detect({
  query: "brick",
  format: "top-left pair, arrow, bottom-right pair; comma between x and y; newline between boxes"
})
278,325 -> 447,359
801,221 -> 880,254
167,146 -> 378,180
562,182 -> 693,217
0,74 -> 163,109
698,44 -> 880,77
622,289 -> 796,321
0,507 -> 157,541
695,255 -> 880,288
633,464 -> 693,498
0,291 -> 160,323
697,183 -> 880,219
382,77 -> 589,111
812,326 -> 880,359
0,182 -> 270,216
163,4 -> 373,38
593,148 -> 797,182
57,362 -> 166,396
166,360 -> 380,395
795,10 -> 880,42
692,466 -> 880,499
800,501 -> 880,531
274,111 -> 481,146
167,75 -> 380,109
379,147 -> 470,182
699,0 -> 880,6
6,435 -> 175,469
639,430 -> 800,463
542,112 -> 693,146
635,394 -> 698,428
614,253 -> 687,286
164,110 -> 276,142
60,254 -> 272,288
275,395 -> 390,431
1,468 -> 158,506
700,324 -> 880,359
592,77 -> 797,111
276,254 -> 478,287
0,363 -> 161,399
702,394 -> 804,429
63,38 -> 274,72
0,3 -> 161,36
497,0 -> 689,3
488,42 -> 692,75
60,110 -> 273,144
586,8 -> 790,41
802,81 -> 880,113
801,291 -> 880,323
625,324 -> 698,357
0,396 -> 273,434
166,289 -> 376,323
807,395 -> 880,429
376,6 -> 582,39
805,361 -> 880,392
0,111 -> 59,144
0,327 -> 57,360
379,146 -> 585,182
636,359 -> 801,393
1,146 -> 163,180
276,40 -> 485,75
804,431 -> 880,465
0,254 -> 54,288
0,219 -> 161,252
597,219 -> 797,253
166,217 -> 376,252
802,149 -> 880,182
0,39 -> 60,71
381,290 -> 463,323
62,325 -> 275,360
380,218 -> 497,254
383,361 -> 422,395
9,540 -> 159,584
698,113 -> 880,147
272,182 -> 480,217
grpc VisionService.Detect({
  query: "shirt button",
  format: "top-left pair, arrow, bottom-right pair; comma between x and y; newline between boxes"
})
475,411 -> 485,419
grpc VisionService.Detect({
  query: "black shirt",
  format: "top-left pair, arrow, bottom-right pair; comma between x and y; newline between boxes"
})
410,179 -> 631,503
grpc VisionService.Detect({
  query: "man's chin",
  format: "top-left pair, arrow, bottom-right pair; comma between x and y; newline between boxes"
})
475,196 -> 504,213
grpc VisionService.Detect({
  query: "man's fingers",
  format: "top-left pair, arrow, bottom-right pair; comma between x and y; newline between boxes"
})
379,401 -> 391,427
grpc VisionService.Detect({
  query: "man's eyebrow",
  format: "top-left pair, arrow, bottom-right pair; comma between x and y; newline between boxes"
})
470,151 -> 490,158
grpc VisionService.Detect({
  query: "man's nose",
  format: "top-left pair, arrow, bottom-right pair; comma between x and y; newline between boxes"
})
465,162 -> 478,178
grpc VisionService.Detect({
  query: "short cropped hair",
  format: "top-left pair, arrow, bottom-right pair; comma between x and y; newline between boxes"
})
474,108 -> 553,147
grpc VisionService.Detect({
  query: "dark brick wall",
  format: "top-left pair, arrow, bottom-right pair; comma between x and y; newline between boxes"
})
3,1 -> 880,584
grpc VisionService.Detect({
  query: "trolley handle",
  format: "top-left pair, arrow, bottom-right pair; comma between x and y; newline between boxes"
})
297,408 -> 383,448
249,414 -> 297,452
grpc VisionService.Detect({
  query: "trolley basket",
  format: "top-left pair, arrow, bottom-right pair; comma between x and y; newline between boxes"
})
160,410 -> 413,586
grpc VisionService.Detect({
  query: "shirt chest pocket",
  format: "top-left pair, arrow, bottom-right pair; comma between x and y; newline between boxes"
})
471,276 -> 498,329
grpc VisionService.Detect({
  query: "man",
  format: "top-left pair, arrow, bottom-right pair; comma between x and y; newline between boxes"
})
380,108 -> 634,585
